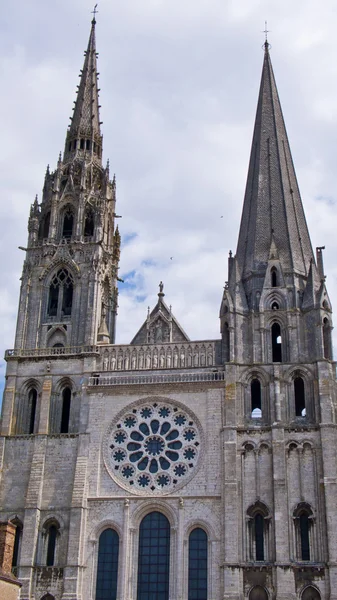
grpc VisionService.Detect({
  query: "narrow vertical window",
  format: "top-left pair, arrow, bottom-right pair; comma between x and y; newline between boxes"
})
223,322 -> 230,362
137,512 -> 170,600
60,388 -> 71,433
11,522 -> 23,570
271,267 -> 278,287
300,514 -> 310,560
272,323 -> 282,362
255,514 -> 264,560
84,207 -> 95,237
95,529 -> 119,600
188,528 -> 208,600
251,379 -> 262,418
28,389 -> 37,434
62,207 -> 74,239
46,524 -> 58,566
323,318 -> 332,360
48,269 -> 74,319
294,377 -> 306,417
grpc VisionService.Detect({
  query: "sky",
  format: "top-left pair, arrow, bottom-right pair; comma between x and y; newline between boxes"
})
1,0 -> 337,396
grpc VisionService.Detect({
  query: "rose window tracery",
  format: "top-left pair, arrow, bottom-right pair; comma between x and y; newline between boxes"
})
104,399 -> 202,495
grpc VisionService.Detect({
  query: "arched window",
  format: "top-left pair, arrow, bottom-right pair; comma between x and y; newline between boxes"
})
95,529 -> 119,600
47,269 -> 74,319
294,504 -> 313,562
28,388 -> 37,434
188,528 -> 208,600
302,586 -> 321,600
254,514 -> 264,560
251,379 -> 262,418
271,301 -> 279,310
84,207 -> 95,238
300,513 -> 310,560
223,322 -> 230,362
249,586 -> 268,600
62,206 -> 74,239
45,523 -> 59,566
137,512 -> 170,600
41,595 -> 55,600
271,323 -> 282,362
294,377 -> 306,417
247,503 -> 270,562
11,520 -> 23,571
60,388 -> 71,434
271,268 -> 278,287
323,318 -> 332,360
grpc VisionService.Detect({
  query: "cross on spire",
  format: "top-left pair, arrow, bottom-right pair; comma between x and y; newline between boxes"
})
91,3 -> 98,23
262,21 -> 270,51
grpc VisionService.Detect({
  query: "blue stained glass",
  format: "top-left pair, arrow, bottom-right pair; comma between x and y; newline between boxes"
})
188,528 -> 208,600
95,529 -> 119,600
137,512 -> 170,600
114,431 -> 126,444
159,407 -> 170,417
122,466 -> 134,478
150,419 -> 160,434
174,414 -> 186,426
184,448 -> 196,460
140,407 -> 152,418
166,429 -> 179,441
160,422 -> 171,435
113,450 -> 125,462
184,429 -> 196,441
139,422 -> 150,436
174,464 -> 186,477
124,417 -> 136,428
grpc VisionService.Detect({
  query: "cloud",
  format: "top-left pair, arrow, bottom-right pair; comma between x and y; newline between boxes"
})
1,0 -> 337,395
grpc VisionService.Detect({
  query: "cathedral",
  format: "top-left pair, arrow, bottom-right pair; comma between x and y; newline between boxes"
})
0,13 -> 336,600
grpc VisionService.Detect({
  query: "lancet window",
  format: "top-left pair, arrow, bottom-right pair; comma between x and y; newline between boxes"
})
188,528 -> 208,600
294,377 -> 306,417
62,206 -> 74,239
60,387 -> 71,433
271,323 -> 282,362
251,379 -> 262,418
137,512 -> 170,600
47,269 -> 74,319
95,529 -> 119,600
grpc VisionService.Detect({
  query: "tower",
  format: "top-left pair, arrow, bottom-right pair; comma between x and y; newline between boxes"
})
0,19 -> 336,600
14,15 -> 120,352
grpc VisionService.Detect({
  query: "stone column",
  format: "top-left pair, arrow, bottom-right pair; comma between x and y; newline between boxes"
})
38,376 -> 52,435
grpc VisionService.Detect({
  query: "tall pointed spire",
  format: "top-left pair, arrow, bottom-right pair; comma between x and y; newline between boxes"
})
64,13 -> 102,163
236,43 -> 315,280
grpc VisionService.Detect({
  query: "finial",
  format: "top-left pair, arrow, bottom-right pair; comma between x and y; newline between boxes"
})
262,21 -> 270,51
229,250 -> 232,258
158,281 -> 164,296
91,3 -> 98,24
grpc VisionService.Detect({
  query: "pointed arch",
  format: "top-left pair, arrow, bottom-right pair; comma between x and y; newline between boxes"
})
42,518 -> 60,567
11,518 -> 23,569
84,205 -> 95,238
249,586 -> 269,600
301,586 -> 321,600
47,268 -> 74,319
271,267 -> 278,287
61,204 -> 75,239
39,210 -> 51,240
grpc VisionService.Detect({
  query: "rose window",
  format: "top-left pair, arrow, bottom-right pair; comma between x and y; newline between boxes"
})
104,399 -> 203,495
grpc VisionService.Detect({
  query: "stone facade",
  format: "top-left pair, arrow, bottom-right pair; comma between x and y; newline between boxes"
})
0,22 -> 336,600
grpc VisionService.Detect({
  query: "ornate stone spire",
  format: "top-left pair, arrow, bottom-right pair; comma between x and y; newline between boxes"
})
235,43 -> 315,280
63,14 -> 102,163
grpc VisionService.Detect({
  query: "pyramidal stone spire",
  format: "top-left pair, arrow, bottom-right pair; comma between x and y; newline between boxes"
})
63,14 -> 102,163
236,41 -> 315,281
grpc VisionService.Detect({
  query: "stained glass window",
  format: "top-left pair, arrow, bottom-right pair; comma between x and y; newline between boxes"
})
137,512 -> 170,600
95,529 -> 119,600
188,528 -> 208,600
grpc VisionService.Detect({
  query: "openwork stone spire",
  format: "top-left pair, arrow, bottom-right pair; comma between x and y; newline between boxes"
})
63,15 -> 102,163
236,42 -> 315,280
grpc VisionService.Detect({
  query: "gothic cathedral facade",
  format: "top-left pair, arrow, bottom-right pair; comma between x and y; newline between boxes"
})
1,16 -> 336,600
